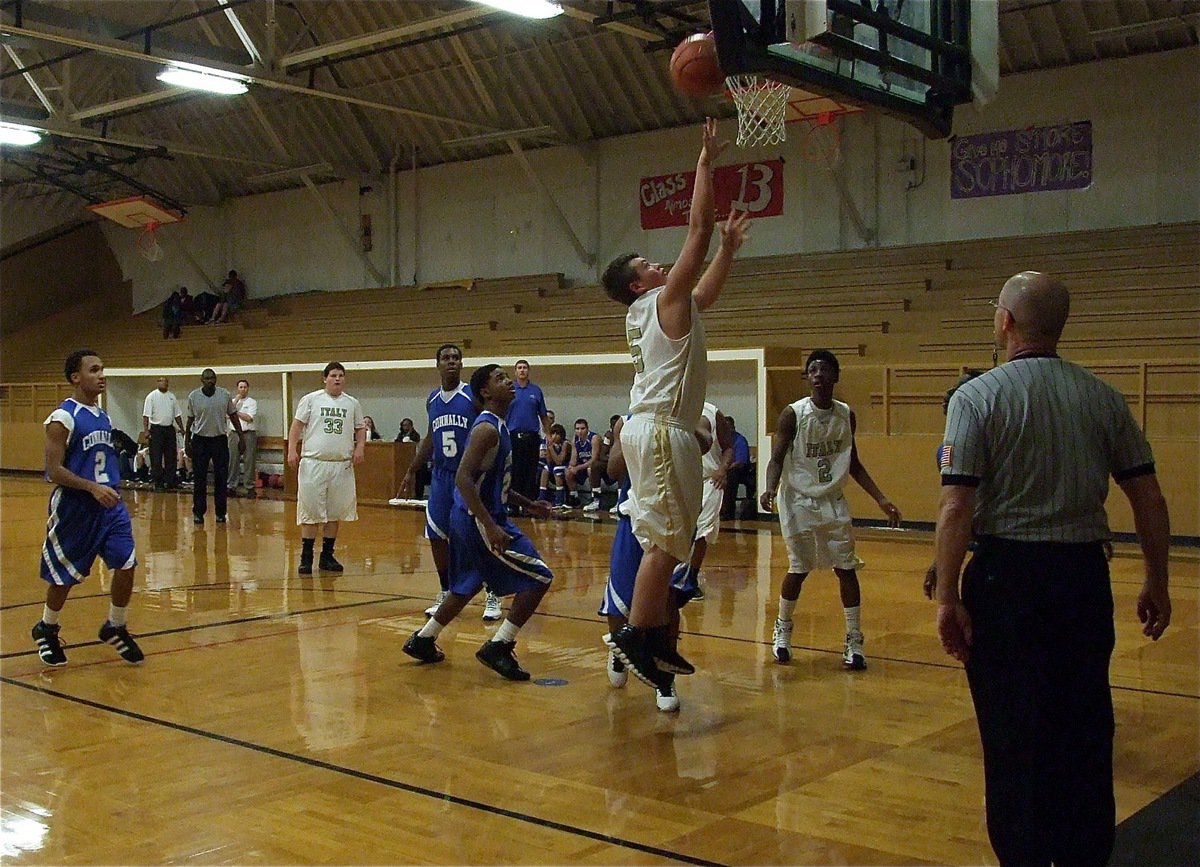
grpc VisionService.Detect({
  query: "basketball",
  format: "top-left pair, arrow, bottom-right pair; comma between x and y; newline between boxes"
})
670,33 -> 725,97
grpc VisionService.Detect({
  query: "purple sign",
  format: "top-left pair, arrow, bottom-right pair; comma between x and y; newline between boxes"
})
951,122 -> 1092,199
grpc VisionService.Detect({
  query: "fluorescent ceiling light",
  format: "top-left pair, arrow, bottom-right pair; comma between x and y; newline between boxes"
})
0,122 -> 41,146
473,0 -> 563,19
157,64 -> 249,95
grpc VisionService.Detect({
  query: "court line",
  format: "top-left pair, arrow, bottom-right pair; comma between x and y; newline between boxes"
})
0,675 -> 727,867
6,583 -> 1194,700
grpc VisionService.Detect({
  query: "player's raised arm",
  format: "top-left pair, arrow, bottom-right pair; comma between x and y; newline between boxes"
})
662,119 -> 728,309
692,209 -> 750,312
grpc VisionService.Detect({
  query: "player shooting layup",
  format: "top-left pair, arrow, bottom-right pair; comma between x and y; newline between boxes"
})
600,118 -> 749,689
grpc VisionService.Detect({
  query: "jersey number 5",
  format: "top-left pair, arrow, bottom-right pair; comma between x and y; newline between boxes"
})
441,433 -> 458,458
626,326 -> 644,374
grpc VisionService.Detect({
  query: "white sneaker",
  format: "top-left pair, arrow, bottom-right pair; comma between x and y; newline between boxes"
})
582,499 -> 599,512
388,497 -> 403,506
609,504 -> 620,515
482,590 -> 502,621
424,591 -> 447,617
607,652 -> 628,688
655,679 -> 680,712
843,630 -> 867,670
772,618 -> 794,664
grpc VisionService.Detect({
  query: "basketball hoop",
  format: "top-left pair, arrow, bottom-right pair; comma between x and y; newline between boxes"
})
726,74 -> 791,148
801,111 -> 844,169
136,222 -> 164,262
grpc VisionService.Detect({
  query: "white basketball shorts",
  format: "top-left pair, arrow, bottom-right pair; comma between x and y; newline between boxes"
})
297,458 -> 358,525
621,415 -> 702,563
694,477 -> 722,543
779,489 -> 864,574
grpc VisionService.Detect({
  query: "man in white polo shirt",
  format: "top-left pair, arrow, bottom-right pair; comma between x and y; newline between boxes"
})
141,376 -> 184,492
227,378 -> 258,498
287,362 -> 365,575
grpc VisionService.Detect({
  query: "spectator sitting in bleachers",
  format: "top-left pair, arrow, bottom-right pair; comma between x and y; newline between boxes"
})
194,289 -> 221,324
210,270 -> 246,323
162,289 -> 185,339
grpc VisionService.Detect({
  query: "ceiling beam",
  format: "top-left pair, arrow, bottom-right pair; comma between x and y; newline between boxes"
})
559,4 -> 662,41
0,21 -> 502,132
278,6 -> 495,69
3,44 -> 57,116
217,0 -> 266,68
0,115 -> 292,168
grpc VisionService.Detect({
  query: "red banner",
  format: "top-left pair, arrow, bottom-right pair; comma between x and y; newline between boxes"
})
639,160 -> 784,230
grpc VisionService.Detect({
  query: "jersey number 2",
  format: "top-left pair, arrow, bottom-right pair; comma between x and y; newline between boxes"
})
94,451 -> 110,483
817,457 -> 832,484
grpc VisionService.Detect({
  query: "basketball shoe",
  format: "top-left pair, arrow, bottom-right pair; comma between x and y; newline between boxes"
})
32,621 -> 68,667
606,626 -> 672,690
476,639 -> 529,681
98,622 -> 145,664
318,552 -> 343,573
424,591 -> 447,617
655,675 -> 680,713
482,590 -> 502,621
772,618 -> 794,663
843,630 -> 867,670
607,652 -> 627,688
403,632 -> 444,664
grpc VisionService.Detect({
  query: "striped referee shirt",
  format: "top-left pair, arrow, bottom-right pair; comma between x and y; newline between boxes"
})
940,354 -> 1155,542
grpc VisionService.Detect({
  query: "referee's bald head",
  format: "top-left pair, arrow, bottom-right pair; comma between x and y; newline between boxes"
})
998,271 -> 1071,344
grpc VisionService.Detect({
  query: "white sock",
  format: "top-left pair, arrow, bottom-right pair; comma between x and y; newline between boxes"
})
418,618 -> 443,639
42,605 -> 61,626
778,596 -> 797,621
844,605 -> 862,634
495,619 -> 520,643
108,604 -> 128,627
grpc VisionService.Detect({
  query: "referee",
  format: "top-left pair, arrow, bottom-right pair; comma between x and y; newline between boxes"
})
935,271 -> 1171,867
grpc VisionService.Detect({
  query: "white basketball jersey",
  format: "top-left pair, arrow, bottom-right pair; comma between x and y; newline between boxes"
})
701,402 -> 721,479
296,390 -> 364,460
781,397 -> 853,499
626,287 -> 707,427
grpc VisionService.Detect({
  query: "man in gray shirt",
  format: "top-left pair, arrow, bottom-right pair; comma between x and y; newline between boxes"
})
935,271 -> 1171,866
186,368 -> 245,525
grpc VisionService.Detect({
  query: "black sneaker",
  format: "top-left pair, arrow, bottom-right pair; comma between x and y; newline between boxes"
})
648,625 -> 695,675
32,621 -> 68,666
98,622 -> 145,664
403,631 -> 444,663
606,625 -> 670,689
216,515 -> 227,524
475,639 -> 530,681
193,514 -> 204,525
298,555 -> 313,575
318,553 -> 344,573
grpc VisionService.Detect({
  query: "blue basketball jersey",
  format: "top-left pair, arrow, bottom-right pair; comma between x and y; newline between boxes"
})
427,384 -> 476,474
574,433 -> 593,464
46,399 -> 121,490
453,411 -> 511,520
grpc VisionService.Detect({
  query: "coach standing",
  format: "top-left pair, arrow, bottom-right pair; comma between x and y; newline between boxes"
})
186,369 -> 245,525
142,377 -> 184,491
506,359 -> 548,507
935,271 -> 1171,867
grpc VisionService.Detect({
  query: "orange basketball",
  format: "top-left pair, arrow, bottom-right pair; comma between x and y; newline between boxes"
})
670,33 -> 725,97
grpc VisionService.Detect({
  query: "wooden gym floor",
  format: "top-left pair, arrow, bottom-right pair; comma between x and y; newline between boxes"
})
1,473 -> 1196,865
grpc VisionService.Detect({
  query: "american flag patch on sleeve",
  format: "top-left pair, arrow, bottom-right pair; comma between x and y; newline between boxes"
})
938,444 -> 953,470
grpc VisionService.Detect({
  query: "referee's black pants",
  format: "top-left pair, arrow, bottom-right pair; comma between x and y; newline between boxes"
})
191,435 -> 230,519
963,537 -> 1115,867
148,424 -> 178,487
510,431 -> 540,503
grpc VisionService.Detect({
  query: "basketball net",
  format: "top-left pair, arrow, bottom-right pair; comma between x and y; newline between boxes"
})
726,74 -> 791,148
136,221 -> 164,262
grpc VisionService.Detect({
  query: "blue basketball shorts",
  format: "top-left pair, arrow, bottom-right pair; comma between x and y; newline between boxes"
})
598,512 -> 697,618
448,507 -> 553,598
40,488 -> 137,587
425,467 -> 457,542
